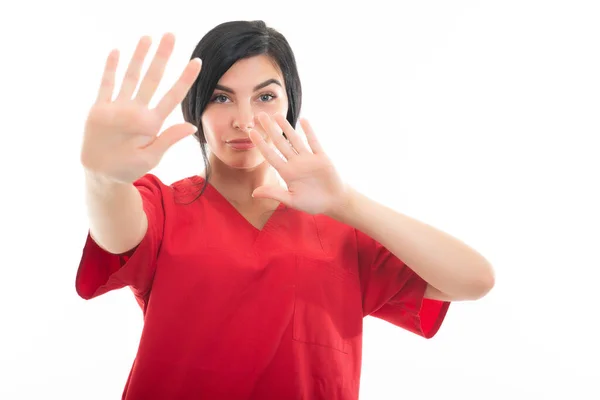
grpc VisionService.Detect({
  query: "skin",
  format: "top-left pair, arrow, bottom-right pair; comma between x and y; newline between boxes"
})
81,33 -> 203,254
200,54 -> 495,301
199,55 -> 289,216
247,111 -> 494,301
84,29 -> 494,300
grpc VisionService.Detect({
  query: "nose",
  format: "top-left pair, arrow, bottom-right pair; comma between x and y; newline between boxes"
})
233,103 -> 255,132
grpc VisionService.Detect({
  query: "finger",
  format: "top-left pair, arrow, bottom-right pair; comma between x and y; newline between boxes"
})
299,118 -> 324,154
96,49 -> 120,104
153,58 -> 202,120
116,36 -> 153,101
135,33 -> 175,105
257,112 -> 297,160
249,129 -> 287,171
147,122 -> 198,156
252,185 -> 293,205
273,113 -> 309,155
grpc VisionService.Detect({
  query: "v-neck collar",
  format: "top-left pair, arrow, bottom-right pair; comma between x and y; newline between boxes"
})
193,175 -> 287,233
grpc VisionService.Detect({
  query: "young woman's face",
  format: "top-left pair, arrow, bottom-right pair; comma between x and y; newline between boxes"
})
201,55 -> 289,170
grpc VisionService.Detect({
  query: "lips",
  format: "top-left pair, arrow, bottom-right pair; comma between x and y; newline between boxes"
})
227,139 -> 253,144
226,139 -> 256,150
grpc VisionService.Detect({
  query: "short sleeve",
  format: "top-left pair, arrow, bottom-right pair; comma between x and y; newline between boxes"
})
356,228 -> 450,338
75,174 -> 165,301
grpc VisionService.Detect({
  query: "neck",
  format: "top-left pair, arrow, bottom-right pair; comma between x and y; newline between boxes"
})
201,154 -> 283,207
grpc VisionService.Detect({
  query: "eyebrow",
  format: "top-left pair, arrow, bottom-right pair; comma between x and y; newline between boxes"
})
214,78 -> 282,94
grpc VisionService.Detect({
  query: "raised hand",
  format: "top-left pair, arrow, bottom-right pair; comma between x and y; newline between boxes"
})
80,33 -> 202,184
249,112 -> 350,216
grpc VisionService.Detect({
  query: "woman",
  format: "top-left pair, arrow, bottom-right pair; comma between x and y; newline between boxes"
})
78,20 -> 494,400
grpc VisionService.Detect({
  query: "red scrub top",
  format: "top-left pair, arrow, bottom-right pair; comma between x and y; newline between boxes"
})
76,173 -> 450,400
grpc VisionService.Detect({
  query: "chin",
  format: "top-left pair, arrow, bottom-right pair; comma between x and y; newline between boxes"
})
223,153 -> 266,170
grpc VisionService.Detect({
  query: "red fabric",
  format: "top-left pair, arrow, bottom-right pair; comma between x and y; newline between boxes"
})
75,174 -> 450,400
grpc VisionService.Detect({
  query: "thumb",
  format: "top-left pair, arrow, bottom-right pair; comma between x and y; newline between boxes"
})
252,185 -> 292,205
150,123 -> 198,156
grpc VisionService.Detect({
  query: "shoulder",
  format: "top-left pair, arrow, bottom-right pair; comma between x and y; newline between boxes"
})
168,174 -> 205,193
130,174 -> 210,209
134,173 -> 206,195
313,214 -> 354,235
312,214 -> 356,251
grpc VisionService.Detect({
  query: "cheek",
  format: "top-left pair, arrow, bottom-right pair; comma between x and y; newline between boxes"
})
280,99 -> 290,118
202,111 -> 227,141
256,99 -> 289,121
273,98 -> 289,113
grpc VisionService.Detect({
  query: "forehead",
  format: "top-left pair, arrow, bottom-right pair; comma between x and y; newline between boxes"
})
218,55 -> 284,89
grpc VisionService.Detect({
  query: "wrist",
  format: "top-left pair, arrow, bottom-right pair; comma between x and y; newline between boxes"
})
84,169 -> 133,196
325,184 -> 358,223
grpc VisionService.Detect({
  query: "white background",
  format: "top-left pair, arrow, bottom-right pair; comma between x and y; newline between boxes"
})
1,0 -> 599,398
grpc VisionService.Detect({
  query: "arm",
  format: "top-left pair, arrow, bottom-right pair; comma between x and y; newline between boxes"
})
327,187 -> 495,301
84,169 -> 148,255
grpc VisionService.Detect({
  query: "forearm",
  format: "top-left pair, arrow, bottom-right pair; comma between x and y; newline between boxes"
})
328,186 -> 495,300
84,169 -> 148,254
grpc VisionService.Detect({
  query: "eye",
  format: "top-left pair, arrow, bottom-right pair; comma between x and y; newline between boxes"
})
211,94 -> 230,104
259,93 -> 276,102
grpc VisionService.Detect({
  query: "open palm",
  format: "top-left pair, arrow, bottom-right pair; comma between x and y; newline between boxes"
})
80,33 -> 201,184
249,113 -> 349,216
